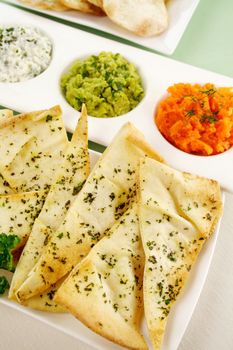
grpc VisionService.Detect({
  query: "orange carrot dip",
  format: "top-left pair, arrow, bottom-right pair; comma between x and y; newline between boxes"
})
155,83 -> 233,156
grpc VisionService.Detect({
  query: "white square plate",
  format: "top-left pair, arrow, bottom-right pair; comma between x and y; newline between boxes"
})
0,150 -> 225,350
5,0 -> 200,54
0,3 -> 233,193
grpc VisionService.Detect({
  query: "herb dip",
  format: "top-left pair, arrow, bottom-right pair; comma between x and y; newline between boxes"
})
0,26 -> 52,83
61,52 -> 144,118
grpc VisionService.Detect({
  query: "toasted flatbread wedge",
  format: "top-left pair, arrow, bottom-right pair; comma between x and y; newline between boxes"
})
60,0 -> 105,14
34,104 -> 89,230
0,191 -> 46,246
16,122 -> 163,301
103,0 -> 168,36
0,106 -> 68,192
138,157 -> 222,350
19,0 -> 68,11
10,106 -> 89,301
55,203 -> 147,350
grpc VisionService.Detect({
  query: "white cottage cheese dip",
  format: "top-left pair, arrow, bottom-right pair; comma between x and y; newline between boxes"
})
0,26 -> 52,83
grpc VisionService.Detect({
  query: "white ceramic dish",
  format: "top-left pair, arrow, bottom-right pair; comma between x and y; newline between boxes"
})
0,149 -> 225,350
0,3 -> 233,195
5,0 -> 200,55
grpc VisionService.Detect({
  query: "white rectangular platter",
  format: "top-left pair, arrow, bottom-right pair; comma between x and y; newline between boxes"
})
5,0 -> 200,55
0,3 -> 233,194
0,149 -> 225,350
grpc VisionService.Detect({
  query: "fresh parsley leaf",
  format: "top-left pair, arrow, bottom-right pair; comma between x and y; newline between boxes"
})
0,233 -> 20,272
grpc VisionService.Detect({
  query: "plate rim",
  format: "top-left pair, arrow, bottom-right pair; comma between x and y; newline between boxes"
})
1,0 -> 201,55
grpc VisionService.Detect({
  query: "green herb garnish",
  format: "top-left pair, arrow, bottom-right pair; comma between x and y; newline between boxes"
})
0,276 -> 9,295
200,114 -> 218,124
200,88 -> 216,96
185,109 -> 195,118
0,233 -> 20,272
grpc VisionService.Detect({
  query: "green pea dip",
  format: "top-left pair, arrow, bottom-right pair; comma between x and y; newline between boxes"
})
60,52 -> 144,118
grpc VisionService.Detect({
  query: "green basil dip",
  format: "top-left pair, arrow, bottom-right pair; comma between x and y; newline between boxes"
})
60,52 -> 144,118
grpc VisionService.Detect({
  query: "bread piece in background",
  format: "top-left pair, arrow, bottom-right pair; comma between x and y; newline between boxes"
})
138,157 -> 222,350
103,0 -> 168,36
61,0 -> 105,15
19,0 -> 68,11
87,0 -> 104,10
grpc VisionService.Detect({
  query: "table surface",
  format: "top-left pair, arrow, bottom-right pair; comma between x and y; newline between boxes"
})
1,0 -> 233,349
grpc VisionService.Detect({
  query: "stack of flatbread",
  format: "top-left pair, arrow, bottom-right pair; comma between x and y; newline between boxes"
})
18,0 -> 169,36
1,105 -> 222,350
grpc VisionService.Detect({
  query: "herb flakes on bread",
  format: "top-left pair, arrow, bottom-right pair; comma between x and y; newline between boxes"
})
55,203 -> 147,350
138,157 -> 222,350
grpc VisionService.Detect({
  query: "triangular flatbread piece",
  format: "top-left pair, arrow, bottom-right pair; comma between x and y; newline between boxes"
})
0,106 -> 68,192
138,157 -> 222,350
16,123 -> 163,301
32,104 -> 90,230
55,203 -> 147,350
102,0 -> 168,36
10,106 -> 89,301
